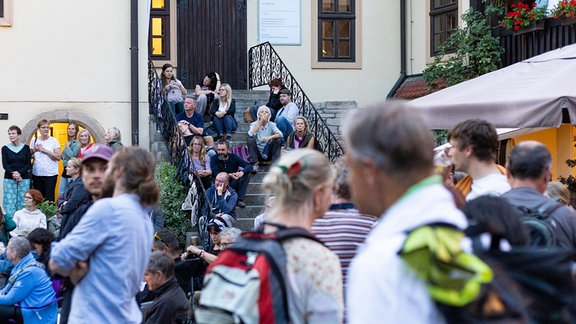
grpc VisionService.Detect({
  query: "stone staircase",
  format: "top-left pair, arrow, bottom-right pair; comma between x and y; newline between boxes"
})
214,89 -> 271,232
149,89 -> 309,233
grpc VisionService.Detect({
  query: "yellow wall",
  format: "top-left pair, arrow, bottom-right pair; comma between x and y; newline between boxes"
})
509,125 -> 576,180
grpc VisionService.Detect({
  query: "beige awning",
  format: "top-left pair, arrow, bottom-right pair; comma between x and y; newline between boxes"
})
406,44 -> 576,129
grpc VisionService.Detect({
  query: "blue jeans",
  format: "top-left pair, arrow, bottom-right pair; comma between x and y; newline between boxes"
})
275,116 -> 293,142
213,115 -> 237,135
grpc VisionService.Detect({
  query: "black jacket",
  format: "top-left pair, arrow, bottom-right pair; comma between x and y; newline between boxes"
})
143,278 -> 189,324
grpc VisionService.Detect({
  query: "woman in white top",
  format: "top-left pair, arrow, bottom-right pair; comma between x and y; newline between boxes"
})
209,83 -> 237,141
11,189 -> 47,237
31,119 -> 61,202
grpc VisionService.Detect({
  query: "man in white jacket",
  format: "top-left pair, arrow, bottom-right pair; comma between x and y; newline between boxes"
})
344,102 -> 467,324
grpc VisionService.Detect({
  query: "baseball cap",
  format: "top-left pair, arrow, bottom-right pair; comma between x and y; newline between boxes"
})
279,88 -> 291,95
82,144 -> 114,162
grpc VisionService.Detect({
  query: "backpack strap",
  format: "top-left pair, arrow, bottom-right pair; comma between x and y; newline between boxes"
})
535,197 -> 564,220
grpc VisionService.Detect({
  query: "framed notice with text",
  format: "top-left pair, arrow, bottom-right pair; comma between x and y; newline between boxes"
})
258,0 -> 301,45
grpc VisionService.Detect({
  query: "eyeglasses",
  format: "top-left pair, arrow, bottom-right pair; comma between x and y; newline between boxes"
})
220,241 -> 233,248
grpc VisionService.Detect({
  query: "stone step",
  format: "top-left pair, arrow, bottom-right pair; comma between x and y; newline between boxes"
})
236,217 -> 257,232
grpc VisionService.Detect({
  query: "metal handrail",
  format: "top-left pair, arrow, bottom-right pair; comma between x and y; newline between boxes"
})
148,60 -> 212,245
248,42 -> 344,162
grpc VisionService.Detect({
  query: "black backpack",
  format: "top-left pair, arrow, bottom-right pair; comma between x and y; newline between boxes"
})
195,225 -> 321,324
514,198 -> 563,247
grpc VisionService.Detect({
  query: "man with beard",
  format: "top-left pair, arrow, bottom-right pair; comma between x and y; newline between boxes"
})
210,140 -> 252,208
50,147 -> 160,323
55,143 -> 113,324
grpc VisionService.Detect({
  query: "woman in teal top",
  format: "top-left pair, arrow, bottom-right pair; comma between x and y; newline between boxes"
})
1,125 -> 31,219
58,123 -> 80,198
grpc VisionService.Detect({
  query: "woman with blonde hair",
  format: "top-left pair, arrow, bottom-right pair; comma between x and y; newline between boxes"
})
261,148 -> 343,322
284,116 -> 315,151
189,136 -> 212,189
77,129 -> 94,158
209,83 -> 237,141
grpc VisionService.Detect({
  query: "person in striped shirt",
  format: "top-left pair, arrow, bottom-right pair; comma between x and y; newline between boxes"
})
311,159 -> 377,294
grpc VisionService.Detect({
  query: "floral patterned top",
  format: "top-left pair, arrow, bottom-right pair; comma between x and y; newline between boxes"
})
283,237 -> 343,324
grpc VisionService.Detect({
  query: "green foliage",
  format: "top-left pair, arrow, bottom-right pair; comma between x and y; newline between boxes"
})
434,130 -> 449,146
424,7 -> 503,89
37,200 -> 58,218
156,161 -> 189,247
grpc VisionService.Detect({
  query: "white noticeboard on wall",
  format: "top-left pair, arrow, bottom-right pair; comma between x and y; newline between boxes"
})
258,0 -> 301,45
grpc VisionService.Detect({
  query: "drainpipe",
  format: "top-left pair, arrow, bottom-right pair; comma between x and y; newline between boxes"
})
130,0 -> 139,145
387,0 -> 407,98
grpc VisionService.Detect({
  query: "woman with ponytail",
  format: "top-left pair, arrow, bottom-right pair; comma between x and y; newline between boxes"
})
261,148 -> 343,323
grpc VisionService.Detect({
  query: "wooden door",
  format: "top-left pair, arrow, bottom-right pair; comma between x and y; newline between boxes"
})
177,0 -> 247,89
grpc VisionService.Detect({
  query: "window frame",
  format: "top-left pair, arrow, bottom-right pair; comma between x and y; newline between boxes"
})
0,0 -> 13,27
429,0 -> 458,55
318,0 -> 356,63
312,0 -> 361,69
149,0 -> 171,61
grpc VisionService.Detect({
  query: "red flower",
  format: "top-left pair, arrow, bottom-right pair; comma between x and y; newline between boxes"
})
570,0 -> 576,6
569,11 -> 575,18
514,25 -> 521,31
515,19 -> 523,24
529,13 -> 535,18
511,3 -> 516,8
286,161 -> 302,176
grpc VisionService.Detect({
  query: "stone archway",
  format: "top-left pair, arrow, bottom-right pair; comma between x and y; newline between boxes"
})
21,110 -> 106,144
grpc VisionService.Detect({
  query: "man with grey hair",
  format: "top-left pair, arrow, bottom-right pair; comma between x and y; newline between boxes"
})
247,105 -> 283,173
344,102 -> 467,323
0,236 -> 58,323
176,95 -> 205,137
142,251 -> 189,324
501,141 -> 576,249
219,227 -> 242,250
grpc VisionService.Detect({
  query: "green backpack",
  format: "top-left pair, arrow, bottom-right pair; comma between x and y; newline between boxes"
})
398,223 -> 530,323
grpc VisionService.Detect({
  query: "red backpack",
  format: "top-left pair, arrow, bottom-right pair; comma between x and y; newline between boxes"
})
195,227 -> 320,323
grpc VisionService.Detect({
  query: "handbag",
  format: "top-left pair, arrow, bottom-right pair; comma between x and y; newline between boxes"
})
182,174 -> 200,227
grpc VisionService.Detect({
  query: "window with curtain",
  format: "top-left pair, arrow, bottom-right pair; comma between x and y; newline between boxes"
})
430,0 -> 458,54
318,0 -> 356,62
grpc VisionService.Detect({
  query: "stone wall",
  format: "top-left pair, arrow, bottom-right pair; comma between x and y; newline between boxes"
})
313,100 -> 357,143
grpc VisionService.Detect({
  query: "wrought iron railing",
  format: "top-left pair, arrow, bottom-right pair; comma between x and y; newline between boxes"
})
248,42 -> 344,162
148,60 -> 212,246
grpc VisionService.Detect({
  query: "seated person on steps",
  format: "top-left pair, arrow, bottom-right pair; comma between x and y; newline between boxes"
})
275,88 -> 299,142
176,95 -> 213,144
206,172 -> 238,220
194,72 -> 221,116
209,83 -> 237,141
210,140 -> 252,208
247,106 -> 283,173
284,116 -> 315,152
245,78 -> 286,123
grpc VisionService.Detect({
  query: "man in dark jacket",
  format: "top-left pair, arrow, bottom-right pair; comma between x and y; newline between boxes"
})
210,140 -> 252,208
502,141 -> 576,249
143,251 -> 189,324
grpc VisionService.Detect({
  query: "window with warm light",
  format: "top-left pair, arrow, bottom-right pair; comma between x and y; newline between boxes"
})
150,0 -> 170,60
430,0 -> 458,54
318,0 -> 355,62
0,0 -> 13,27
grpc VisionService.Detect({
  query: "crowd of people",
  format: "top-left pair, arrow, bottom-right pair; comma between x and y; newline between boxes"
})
0,67 -> 573,323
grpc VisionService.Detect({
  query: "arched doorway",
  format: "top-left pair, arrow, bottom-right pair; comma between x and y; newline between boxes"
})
19,111 -> 106,201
